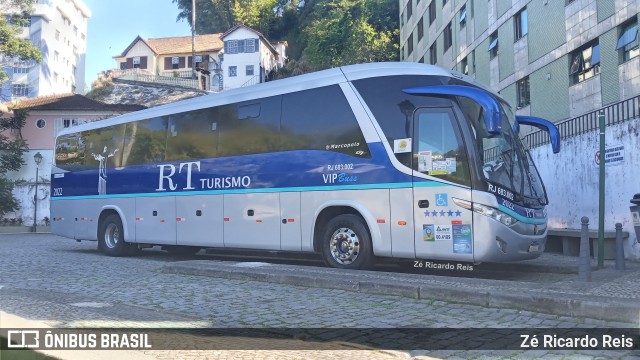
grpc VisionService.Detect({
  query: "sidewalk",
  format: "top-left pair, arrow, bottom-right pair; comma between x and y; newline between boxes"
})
0,225 -> 50,234
163,253 -> 640,325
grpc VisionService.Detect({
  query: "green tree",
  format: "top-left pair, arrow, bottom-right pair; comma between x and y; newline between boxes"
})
0,0 -> 42,84
173,0 -> 235,34
303,0 -> 398,70
0,0 -> 41,218
0,109 -> 29,217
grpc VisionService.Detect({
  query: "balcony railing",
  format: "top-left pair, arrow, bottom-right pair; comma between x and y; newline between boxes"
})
522,95 -> 640,150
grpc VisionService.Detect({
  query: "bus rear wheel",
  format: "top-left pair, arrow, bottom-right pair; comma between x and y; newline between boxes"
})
98,214 -> 131,256
321,214 -> 374,270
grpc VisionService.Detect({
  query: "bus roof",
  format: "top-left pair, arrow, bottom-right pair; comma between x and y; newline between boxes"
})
58,62 -> 501,137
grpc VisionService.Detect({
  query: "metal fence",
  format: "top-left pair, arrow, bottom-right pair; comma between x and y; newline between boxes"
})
522,95 -> 640,149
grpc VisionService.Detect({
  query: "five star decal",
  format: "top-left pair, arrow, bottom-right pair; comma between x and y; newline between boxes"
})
424,209 -> 464,217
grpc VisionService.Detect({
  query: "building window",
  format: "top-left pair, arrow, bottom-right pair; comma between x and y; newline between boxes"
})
13,61 -> 30,74
73,46 -> 78,55
36,119 -> 46,129
133,57 -> 141,68
428,1 -> 436,26
459,5 -> 467,28
54,51 -> 59,62
63,119 -> 79,128
461,56 -> 468,75
407,0 -> 412,20
444,22 -> 452,51
53,72 -> 58,83
569,41 -> 600,84
429,42 -> 437,65
172,56 -> 180,69
12,84 -> 29,97
418,17 -> 424,41
55,30 -> 60,41
516,77 -> 530,108
408,33 -> 414,56
246,39 -> 255,53
229,66 -> 237,77
514,8 -> 528,41
72,65 -> 76,75
617,19 -> 639,62
227,40 -> 238,54
73,25 -> 78,36
246,65 -> 254,76
81,33 -> 85,41
488,31 -> 498,59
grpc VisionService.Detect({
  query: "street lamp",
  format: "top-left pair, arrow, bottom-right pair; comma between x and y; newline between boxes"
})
32,152 -> 42,232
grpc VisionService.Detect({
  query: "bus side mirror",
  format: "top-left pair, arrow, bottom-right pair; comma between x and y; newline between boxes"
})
515,116 -> 561,154
403,85 -> 502,135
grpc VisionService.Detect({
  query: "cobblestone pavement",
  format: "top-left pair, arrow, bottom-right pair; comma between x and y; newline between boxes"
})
0,234 -> 638,359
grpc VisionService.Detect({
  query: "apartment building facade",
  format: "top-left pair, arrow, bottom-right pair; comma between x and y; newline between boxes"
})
399,0 -> 639,125
1,0 -> 90,100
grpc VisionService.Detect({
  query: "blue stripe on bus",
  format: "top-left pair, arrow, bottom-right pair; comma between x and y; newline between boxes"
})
50,181 -> 440,200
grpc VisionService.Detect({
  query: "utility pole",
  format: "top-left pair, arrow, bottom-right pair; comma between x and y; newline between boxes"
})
191,0 -> 197,80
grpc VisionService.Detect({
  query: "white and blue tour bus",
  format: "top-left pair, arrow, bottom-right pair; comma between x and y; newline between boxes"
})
51,62 -> 560,269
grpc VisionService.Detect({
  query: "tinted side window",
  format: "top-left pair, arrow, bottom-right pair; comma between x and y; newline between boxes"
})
84,124 -> 127,169
166,108 -> 218,162
55,133 -> 87,171
122,117 -> 168,166
218,95 -> 282,157
353,75 -> 448,167
281,85 -> 369,158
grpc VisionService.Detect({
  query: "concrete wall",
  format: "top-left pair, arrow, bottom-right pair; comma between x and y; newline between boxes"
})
529,117 -> 640,259
4,150 -> 53,226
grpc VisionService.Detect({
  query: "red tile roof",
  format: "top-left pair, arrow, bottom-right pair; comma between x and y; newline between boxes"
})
5,94 -> 146,112
116,34 -> 224,58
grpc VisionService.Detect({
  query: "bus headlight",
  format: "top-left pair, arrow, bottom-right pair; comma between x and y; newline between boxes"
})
472,203 -> 518,226
452,198 -> 518,226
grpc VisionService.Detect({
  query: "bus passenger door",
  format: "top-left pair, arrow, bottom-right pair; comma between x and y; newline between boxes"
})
412,107 -> 474,262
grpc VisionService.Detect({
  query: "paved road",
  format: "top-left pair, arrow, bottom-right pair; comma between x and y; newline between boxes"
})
0,233 -> 637,359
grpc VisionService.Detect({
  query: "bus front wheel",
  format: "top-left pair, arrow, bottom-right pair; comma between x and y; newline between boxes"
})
321,214 -> 374,270
98,214 -> 130,256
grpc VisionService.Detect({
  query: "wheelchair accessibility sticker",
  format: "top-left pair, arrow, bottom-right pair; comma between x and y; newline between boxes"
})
435,193 -> 448,207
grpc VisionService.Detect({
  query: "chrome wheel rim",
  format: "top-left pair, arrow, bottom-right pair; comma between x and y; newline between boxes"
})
104,223 -> 120,249
329,227 -> 360,265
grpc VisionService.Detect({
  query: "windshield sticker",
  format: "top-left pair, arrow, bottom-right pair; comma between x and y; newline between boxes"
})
452,224 -> 472,254
394,138 -> 411,153
446,158 -> 457,173
423,225 -> 435,241
418,151 -> 432,172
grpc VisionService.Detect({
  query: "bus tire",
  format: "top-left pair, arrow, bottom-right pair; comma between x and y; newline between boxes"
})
321,214 -> 374,270
98,214 -> 129,257
166,246 -> 201,256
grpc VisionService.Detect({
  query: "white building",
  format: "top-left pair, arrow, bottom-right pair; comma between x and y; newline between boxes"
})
113,24 -> 287,92
220,24 -> 287,89
1,0 -> 91,100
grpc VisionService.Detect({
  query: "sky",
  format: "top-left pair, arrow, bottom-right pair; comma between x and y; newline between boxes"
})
83,0 -> 192,87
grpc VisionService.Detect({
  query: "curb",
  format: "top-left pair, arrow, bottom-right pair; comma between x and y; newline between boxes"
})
162,261 -> 640,325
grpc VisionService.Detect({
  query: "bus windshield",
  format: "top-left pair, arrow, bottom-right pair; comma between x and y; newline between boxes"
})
480,103 -> 548,207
